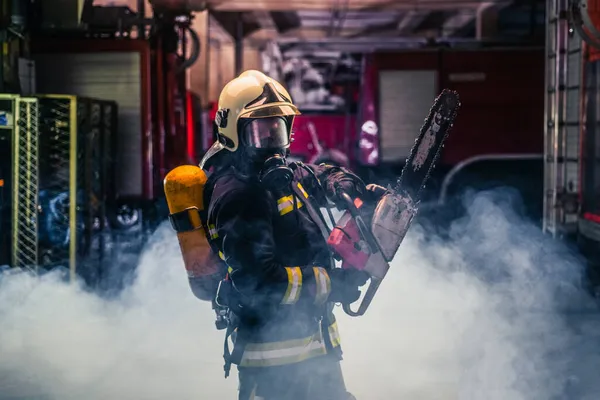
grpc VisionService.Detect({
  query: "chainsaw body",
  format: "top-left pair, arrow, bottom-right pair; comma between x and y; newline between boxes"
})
328,191 -> 416,267
371,191 -> 418,261
327,191 -> 417,316
326,89 -> 460,317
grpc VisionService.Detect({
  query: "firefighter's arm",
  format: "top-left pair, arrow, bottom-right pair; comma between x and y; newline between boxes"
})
213,189 -> 334,306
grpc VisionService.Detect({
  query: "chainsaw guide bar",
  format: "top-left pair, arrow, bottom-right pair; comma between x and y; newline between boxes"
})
395,89 -> 461,201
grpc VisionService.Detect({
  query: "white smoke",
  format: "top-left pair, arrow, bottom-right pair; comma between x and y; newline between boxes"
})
0,228 -> 236,399
1,188 -> 599,400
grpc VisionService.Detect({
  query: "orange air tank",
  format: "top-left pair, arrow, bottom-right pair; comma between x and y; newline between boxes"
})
163,165 -> 221,281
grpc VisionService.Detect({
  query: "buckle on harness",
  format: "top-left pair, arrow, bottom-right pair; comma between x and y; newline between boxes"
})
215,278 -> 233,308
214,305 -> 229,331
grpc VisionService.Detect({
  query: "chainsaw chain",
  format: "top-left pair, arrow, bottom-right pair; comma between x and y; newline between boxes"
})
395,89 -> 461,200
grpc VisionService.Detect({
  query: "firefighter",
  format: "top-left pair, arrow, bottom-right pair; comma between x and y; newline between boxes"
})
200,70 -> 380,400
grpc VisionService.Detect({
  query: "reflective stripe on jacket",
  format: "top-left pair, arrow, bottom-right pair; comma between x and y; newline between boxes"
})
235,315 -> 342,367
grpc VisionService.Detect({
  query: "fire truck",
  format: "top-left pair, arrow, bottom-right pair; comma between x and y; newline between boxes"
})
207,40 -> 546,217
555,0 -> 600,289
4,0 -> 594,292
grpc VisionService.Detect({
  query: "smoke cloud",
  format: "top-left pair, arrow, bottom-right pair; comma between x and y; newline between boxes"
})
1,188 -> 600,400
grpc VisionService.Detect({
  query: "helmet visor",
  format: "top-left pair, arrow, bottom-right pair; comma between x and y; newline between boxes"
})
240,117 -> 290,149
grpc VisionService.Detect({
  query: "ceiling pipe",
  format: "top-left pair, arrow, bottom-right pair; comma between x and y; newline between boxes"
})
151,0 -> 516,12
276,35 -> 537,46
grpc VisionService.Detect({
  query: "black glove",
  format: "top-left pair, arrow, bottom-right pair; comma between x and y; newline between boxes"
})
323,168 -> 367,209
328,268 -> 370,304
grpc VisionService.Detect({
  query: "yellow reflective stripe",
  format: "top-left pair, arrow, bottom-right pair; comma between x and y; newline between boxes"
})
277,195 -> 294,215
218,251 -> 233,274
208,224 -> 218,239
277,195 -> 303,216
297,183 -> 309,198
328,321 -> 341,348
239,332 -> 327,367
281,267 -> 302,304
312,267 -> 331,305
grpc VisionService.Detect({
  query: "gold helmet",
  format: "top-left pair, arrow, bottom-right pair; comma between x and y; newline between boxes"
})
199,70 -> 300,169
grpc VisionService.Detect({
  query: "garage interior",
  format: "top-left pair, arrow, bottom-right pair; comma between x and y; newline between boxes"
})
1,0 -> 600,398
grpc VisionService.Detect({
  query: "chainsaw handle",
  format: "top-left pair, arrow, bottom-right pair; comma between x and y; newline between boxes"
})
335,186 -> 360,211
342,277 -> 382,317
335,189 -> 382,256
335,188 -> 387,317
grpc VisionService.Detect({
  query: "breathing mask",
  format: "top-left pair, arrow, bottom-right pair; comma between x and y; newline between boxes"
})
239,116 -> 294,191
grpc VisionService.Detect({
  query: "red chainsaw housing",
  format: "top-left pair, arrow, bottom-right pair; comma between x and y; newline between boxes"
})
327,198 -> 371,270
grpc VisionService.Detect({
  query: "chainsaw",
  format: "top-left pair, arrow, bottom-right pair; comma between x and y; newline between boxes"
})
327,89 -> 461,317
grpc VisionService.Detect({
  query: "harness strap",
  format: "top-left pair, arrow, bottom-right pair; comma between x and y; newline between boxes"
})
290,182 -> 331,242
290,182 -> 336,270
223,323 -> 234,378
295,162 -> 337,228
223,313 -> 245,378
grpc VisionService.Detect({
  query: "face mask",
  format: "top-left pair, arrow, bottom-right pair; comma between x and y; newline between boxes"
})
258,153 -> 294,191
239,117 -> 294,190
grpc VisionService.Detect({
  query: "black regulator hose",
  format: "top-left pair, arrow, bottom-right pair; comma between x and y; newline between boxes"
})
177,25 -> 201,74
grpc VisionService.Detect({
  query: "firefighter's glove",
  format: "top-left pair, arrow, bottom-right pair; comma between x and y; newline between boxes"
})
324,169 -> 367,209
328,268 -> 370,304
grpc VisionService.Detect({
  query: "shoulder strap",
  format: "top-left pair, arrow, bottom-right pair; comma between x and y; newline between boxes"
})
290,180 -> 334,257
201,169 -> 227,258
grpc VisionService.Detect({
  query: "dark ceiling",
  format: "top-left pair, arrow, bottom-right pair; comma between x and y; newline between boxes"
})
207,1 -> 544,45
144,0 -> 546,47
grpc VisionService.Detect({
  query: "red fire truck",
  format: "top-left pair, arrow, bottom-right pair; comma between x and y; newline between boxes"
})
579,46 -> 600,285
568,0 -> 600,286
208,41 -> 546,210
